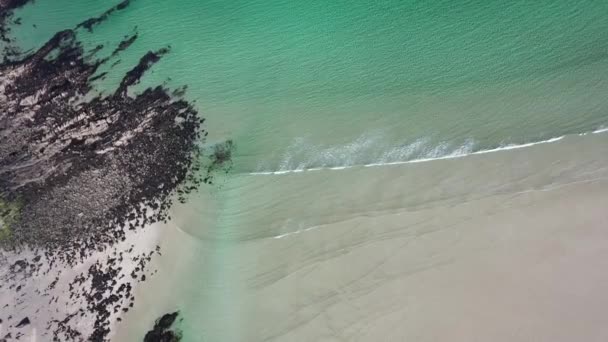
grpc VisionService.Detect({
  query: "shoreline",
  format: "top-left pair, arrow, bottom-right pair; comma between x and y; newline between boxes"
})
0,2 -> 214,339
110,202 -> 215,341
106,128 -> 608,341
248,126 -> 607,176
2,1 -> 608,341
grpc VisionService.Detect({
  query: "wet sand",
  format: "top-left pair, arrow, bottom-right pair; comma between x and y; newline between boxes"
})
118,131 -> 608,341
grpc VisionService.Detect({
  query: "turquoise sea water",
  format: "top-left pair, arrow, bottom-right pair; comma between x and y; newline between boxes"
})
10,0 -> 608,173
6,1 -> 608,340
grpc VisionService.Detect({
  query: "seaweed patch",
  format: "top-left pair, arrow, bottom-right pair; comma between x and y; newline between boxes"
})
0,1 -> 230,340
76,0 -> 132,33
0,29 -> 202,251
143,312 -> 182,342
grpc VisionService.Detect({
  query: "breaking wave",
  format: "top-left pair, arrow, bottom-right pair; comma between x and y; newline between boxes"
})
245,130 -> 606,176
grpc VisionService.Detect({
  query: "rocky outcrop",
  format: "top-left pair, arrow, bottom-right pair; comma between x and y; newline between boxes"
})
0,1 -> 234,341
0,13 -> 205,254
143,312 -> 182,342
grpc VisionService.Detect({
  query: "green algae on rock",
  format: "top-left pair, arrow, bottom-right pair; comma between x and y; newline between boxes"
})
0,196 -> 21,244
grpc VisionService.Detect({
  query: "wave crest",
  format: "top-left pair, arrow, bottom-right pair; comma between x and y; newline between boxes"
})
249,133 -> 580,175
249,126 -> 608,176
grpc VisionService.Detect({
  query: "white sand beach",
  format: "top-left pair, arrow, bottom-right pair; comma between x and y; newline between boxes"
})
114,131 -> 608,341
3,1 -> 608,341
0,223 -> 162,341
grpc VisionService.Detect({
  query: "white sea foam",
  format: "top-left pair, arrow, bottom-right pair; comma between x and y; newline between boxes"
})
472,136 -> 564,155
273,224 -> 322,239
248,135 -> 569,176
249,126 -> 608,176
578,126 -> 608,136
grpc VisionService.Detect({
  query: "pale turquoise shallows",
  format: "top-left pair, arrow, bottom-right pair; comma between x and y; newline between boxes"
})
11,0 -> 608,173
7,1 -> 608,341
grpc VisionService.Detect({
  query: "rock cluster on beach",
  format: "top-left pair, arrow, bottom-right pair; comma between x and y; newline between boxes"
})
0,1 -> 233,340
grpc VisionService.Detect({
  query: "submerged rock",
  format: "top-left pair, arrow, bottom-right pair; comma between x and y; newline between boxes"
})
143,312 -> 181,342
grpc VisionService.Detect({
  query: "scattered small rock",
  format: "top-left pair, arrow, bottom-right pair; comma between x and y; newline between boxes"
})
15,317 -> 29,328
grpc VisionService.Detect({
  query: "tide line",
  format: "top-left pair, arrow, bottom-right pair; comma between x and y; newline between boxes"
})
579,126 -> 608,136
247,135 -> 569,176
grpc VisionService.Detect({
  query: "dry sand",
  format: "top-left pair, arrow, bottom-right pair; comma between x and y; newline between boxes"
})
0,222 -> 161,341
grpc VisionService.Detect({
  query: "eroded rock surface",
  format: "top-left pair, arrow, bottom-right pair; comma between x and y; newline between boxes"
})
0,1 -> 231,340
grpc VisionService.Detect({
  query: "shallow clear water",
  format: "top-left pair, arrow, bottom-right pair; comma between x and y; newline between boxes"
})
6,1 -> 608,340
10,0 -> 608,173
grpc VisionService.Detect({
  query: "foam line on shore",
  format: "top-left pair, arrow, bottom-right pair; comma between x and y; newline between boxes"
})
247,136 -> 567,176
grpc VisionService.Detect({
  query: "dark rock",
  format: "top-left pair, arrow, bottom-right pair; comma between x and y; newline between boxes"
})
15,317 -> 29,328
112,32 -> 138,57
157,312 -> 178,330
0,17 -> 210,252
76,0 -> 131,33
143,312 -> 181,342
0,0 -> 230,340
0,0 -> 32,46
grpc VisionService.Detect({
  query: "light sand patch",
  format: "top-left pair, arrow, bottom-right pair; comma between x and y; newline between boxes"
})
118,132 -> 608,341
